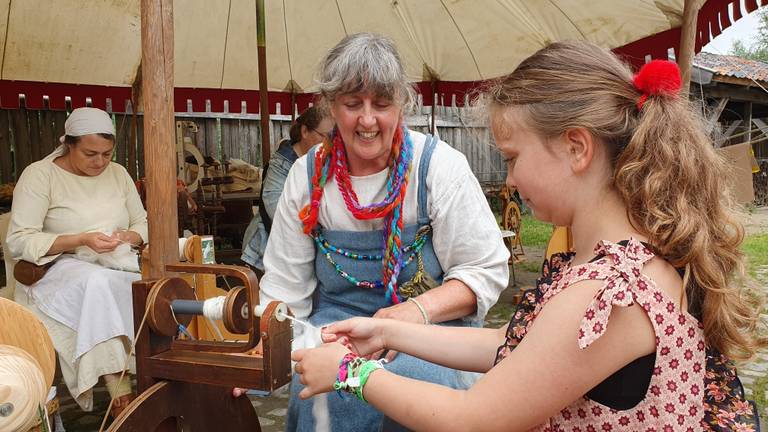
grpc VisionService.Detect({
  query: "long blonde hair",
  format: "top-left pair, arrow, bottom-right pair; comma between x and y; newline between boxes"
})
486,41 -> 766,360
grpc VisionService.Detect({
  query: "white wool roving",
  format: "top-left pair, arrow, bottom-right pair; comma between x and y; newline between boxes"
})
303,328 -> 331,432
75,242 -> 139,273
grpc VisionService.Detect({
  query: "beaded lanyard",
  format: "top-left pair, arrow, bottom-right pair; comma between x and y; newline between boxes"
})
299,126 -> 414,304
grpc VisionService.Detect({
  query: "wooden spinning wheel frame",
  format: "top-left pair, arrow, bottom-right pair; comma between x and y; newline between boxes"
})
501,190 -> 525,263
107,264 -> 292,432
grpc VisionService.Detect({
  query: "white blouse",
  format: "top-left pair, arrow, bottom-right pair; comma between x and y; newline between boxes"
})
7,159 -> 148,265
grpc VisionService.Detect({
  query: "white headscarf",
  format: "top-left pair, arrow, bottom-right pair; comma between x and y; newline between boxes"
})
46,107 -> 116,160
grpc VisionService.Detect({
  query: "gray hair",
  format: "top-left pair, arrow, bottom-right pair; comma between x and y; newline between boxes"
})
317,33 -> 416,113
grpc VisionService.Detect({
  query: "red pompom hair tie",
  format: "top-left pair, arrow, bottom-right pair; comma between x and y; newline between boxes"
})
632,60 -> 682,110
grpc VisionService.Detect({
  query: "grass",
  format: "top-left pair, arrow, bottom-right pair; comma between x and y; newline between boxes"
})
741,233 -> 768,419
519,215 -> 553,249
517,260 -> 543,273
742,233 -> 768,277
750,374 -> 768,423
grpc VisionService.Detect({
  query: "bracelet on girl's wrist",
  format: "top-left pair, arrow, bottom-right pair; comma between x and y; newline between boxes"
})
354,359 -> 385,402
333,353 -> 386,403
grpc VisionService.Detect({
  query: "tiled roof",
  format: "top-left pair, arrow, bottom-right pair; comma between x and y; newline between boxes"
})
694,51 -> 768,82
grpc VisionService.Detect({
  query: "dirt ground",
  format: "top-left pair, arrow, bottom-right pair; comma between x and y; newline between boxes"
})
746,206 -> 768,235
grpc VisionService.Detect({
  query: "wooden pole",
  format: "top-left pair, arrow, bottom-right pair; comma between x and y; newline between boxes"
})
679,0 -> 701,97
256,0 -> 271,165
431,78 -> 437,136
141,0 -> 179,278
744,101 -> 753,145
128,63 -> 142,180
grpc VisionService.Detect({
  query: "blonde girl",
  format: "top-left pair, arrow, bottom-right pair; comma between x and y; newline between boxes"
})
292,41 -> 766,431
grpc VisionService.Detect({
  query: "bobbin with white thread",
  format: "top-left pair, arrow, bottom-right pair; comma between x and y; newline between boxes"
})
253,302 -> 287,322
147,277 -> 291,337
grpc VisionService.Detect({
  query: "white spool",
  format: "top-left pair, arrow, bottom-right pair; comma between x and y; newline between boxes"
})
202,296 -> 226,321
253,303 -> 287,321
178,237 -> 189,261
0,345 -> 48,432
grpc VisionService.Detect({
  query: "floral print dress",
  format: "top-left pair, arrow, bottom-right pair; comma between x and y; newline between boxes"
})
496,238 -> 760,431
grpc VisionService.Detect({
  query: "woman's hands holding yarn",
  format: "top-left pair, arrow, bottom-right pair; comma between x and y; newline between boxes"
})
80,232 -> 121,253
291,342 -> 350,399
111,229 -> 143,247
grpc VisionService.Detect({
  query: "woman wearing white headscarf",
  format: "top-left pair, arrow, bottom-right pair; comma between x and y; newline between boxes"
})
6,107 -> 147,417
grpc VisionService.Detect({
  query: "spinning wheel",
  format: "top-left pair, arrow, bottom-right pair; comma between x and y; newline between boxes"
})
502,198 -> 525,263
109,381 -> 262,431
107,263 -> 292,431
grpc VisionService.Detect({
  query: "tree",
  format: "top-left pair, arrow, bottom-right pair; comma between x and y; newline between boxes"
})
729,7 -> 768,61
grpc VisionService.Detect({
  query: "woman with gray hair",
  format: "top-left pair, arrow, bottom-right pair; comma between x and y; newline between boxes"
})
258,33 -> 509,431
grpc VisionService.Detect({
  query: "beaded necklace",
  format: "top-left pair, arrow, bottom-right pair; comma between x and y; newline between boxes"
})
311,226 -> 430,290
299,126 -> 414,304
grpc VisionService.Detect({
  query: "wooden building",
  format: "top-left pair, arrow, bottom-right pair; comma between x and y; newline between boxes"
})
692,51 -> 768,206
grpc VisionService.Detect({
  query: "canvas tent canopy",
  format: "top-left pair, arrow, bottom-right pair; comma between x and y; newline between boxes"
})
0,0 -> 762,114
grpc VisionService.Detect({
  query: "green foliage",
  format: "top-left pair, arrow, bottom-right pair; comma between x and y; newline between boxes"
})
729,8 -> 768,61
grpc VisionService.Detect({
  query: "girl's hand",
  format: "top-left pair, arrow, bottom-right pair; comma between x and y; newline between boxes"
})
321,317 -> 388,357
291,343 -> 350,399
369,301 -> 425,361
80,232 -> 121,253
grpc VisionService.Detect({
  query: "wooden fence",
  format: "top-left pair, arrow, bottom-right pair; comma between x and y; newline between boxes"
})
5,99 -> 765,201
0,101 -> 506,185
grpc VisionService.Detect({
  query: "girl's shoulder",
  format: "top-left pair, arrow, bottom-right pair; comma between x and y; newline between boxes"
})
540,238 -> 701,348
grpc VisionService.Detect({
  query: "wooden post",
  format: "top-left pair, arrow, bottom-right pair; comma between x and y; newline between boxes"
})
141,0 -> 179,278
256,0 -> 271,165
678,0 -> 701,97
128,64 -> 142,180
744,101 -> 753,145
431,78 -> 437,136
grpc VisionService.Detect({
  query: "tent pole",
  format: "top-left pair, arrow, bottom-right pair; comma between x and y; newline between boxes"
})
679,0 -> 701,97
141,0 -> 179,278
256,0 -> 271,165
431,78 -> 437,136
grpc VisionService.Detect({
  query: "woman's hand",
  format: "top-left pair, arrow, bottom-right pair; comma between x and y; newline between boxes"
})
321,317 -> 388,357
292,343 -> 350,399
111,230 -> 142,247
80,232 -> 121,253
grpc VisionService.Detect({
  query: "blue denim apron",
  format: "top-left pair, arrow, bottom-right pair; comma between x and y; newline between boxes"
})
287,134 -> 477,432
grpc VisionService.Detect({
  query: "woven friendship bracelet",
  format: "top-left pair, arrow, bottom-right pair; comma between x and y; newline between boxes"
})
333,353 -> 387,403
354,360 -> 386,403
333,353 -> 362,398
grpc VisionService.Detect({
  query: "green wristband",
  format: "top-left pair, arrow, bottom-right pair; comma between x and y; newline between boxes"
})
355,360 -> 385,403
